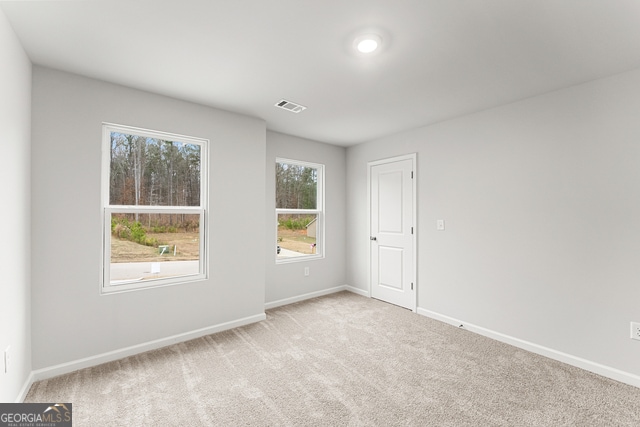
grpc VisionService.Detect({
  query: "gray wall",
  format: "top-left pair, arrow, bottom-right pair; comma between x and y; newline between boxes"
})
347,68 -> 640,377
31,67 -> 266,370
265,131 -> 347,305
0,9 -> 32,402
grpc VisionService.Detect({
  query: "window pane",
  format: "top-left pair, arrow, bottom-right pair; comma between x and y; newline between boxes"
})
275,162 -> 317,209
110,132 -> 201,207
110,213 -> 201,284
277,213 -> 318,258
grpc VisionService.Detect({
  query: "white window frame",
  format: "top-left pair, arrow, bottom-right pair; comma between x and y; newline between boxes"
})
275,158 -> 324,263
101,123 -> 208,294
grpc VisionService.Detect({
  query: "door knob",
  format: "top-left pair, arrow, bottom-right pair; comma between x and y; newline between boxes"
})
370,236 -> 377,241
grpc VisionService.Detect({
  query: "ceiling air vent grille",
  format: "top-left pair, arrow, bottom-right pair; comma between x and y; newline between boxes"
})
275,99 -> 307,113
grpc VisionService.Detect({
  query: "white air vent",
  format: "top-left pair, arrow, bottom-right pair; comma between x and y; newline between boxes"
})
275,99 -> 307,113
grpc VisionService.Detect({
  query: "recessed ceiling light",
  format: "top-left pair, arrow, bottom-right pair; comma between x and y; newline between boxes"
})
354,34 -> 382,54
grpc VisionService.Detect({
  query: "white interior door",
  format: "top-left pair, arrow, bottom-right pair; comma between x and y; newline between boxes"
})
369,155 -> 416,310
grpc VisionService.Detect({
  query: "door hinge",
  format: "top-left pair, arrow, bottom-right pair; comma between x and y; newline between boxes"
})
411,282 -> 414,290
411,171 -> 414,179
411,227 -> 414,235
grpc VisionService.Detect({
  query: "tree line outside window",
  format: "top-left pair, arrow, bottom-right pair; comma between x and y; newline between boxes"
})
110,132 -> 201,208
275,162 -> 317,210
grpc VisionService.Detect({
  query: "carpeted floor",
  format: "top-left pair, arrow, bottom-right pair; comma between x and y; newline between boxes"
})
26,292 -> 640,426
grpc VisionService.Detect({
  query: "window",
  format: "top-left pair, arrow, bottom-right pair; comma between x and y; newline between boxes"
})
101,123 -> 208,293
276,158 -> 324,262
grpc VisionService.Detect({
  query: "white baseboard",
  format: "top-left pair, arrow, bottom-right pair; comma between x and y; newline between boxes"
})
344,285 -> 370,298
27,312 -> 266,389
16,371 -> 36,403
265,285 -> 348,310
417,307 -> 640,389
264,284 -> 371,310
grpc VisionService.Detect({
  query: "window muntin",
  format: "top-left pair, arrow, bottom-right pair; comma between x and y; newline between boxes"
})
276,159 -> 323,262
102,124 -> 207,293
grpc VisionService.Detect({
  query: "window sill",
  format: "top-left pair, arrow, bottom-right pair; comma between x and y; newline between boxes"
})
101,273 -> 206,295
276,254 -> 324,264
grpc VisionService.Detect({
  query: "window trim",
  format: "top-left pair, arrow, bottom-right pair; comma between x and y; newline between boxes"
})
101,123 -> 209,294
275,158 -> 325,264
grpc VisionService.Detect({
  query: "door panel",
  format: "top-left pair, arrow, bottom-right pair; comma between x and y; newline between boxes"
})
378,170 -> 403,233
378,247 -> 403,290
370,156 -> 415,310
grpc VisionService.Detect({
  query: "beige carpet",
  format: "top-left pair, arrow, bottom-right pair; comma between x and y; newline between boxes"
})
26,292 -> 640,426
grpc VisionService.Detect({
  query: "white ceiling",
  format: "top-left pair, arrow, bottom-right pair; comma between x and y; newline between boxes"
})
3,0 -> 640,146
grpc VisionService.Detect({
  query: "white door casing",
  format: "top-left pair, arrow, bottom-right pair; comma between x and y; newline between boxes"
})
369,154 -> 416,311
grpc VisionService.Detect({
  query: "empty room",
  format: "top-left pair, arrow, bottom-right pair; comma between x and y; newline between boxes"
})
1,1 -> 640,425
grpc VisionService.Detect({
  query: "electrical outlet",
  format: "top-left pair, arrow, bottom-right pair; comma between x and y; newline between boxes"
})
631,322 -> 640,341
304,267 -> 310,277
436,219 -> 445,231
4,346 -> 9,374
